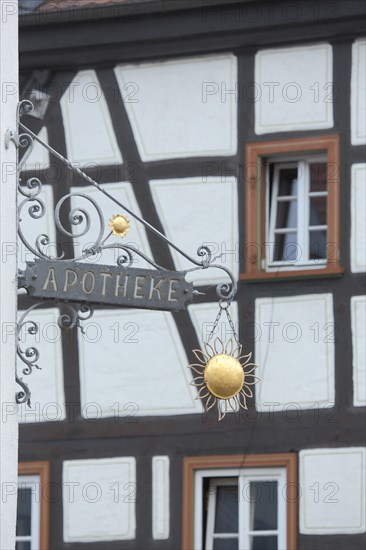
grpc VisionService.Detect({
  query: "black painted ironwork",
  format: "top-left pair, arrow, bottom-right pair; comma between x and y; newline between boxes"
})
9,99 -> 238,406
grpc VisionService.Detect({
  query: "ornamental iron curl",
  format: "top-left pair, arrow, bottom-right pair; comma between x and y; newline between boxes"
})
12,99 -> 238,406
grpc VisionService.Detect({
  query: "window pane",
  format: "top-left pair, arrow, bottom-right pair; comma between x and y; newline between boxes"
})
215,486 -> 238,534
277,167 -> 298,196
16,488 -> 32,536
16,543 -> 31,550
309,230 -> 327,260
250,481 -> 277,531
310,196 -> 327,225
273,233 -> 299,262
251,535 -> 278,550
275,200 -> 297,229
213,538 -> 238,549
310,162 -> 327,192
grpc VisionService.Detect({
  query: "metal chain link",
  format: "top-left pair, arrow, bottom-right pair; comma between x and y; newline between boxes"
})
225,307 -> 241,347
205,307 -> 223,344
205,300 -> 241,347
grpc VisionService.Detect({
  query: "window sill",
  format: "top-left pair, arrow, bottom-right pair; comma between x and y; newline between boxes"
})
240,265 -> 345,282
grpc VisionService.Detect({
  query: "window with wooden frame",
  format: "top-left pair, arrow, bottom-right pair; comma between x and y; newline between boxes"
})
182,454 -> 297,550
17,462 -> 50,550
242,135 -> 343,281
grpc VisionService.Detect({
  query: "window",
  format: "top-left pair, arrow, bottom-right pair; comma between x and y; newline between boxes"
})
182,454 -> 297,550
268,155 -> 327,267
243,135 -> 342,280
17,476 -> 40,550
17,463 -> 50,550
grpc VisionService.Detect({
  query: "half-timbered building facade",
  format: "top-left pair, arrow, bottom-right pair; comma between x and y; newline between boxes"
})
17,1 -> 365,549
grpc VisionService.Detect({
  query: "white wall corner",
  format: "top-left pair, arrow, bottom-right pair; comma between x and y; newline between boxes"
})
0,3 -> 19,550
152,456 -> 170,539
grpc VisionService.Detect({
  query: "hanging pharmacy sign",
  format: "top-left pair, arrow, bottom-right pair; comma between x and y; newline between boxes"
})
8,100 -> 257,421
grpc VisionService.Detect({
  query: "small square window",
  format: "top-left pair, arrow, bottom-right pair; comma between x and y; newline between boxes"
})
243,135 -> 343,281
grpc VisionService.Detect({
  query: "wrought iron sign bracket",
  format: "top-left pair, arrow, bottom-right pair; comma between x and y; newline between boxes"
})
12,99 -> 239,409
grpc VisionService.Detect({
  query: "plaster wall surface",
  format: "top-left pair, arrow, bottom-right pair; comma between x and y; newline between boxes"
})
61,69 -> 122,166
115,54 -> 238,161
63,457 -> 136,542
78,309 -> 202,417
255,43 -> 333,134
351,38 -> 366,145
351,295 -> 366,406
150,177 -> 239,284
255,294 -> 335,410
351,163 -> 366,272
300,447 -> 366,534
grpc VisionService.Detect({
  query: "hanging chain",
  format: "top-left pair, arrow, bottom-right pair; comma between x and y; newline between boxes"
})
205,300 -> 241,347
205,307 -> 223,344
224,304 -> 241,347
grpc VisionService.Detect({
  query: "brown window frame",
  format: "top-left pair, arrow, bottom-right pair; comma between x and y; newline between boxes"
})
18,461 -> 50,550
242,134 -> 343,281
182,453 -> 297,550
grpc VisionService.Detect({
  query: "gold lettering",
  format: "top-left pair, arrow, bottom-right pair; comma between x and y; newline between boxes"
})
115,274 -> 129,297
149,278 -> 164,301
81,272 -> 95,295
63,269 -> 77,292
134,276 -> 145,299
168,279 -> 179,302
42,267 -> 58,291
100,273 -> 112,296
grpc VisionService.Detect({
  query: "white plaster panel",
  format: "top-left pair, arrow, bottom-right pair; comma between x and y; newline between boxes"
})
351,296 -> 366,406
23,127 -> 49,171
351,164 -> 366,272
351,38 -> 366,145
115,55 -> 237,160
255,294 -> 335,410
70,182 -> 153,269
61,70 -> 122,165
255,43 -> 333,134
63,457 -> 136,542
149,177 -> 239,284
78,309 -> 202,417
152,456 -> 170,540
17,184 -> 56,270
18,308 -> 66,423
300,447 -> 366,534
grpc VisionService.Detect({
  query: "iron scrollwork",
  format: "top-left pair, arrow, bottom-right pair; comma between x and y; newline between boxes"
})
11,99 -> 238,406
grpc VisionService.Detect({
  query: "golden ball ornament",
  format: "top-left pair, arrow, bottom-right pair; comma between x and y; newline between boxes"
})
204,353 -> 244,399
109,214 -> 130,237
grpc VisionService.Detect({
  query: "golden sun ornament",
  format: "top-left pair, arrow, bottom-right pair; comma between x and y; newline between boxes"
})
109,214 -> 130,237
188,337 -> 259,421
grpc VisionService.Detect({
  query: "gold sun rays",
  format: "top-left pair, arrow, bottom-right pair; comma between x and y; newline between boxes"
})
188,337 -> 259,421
109,214 -> 130,237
